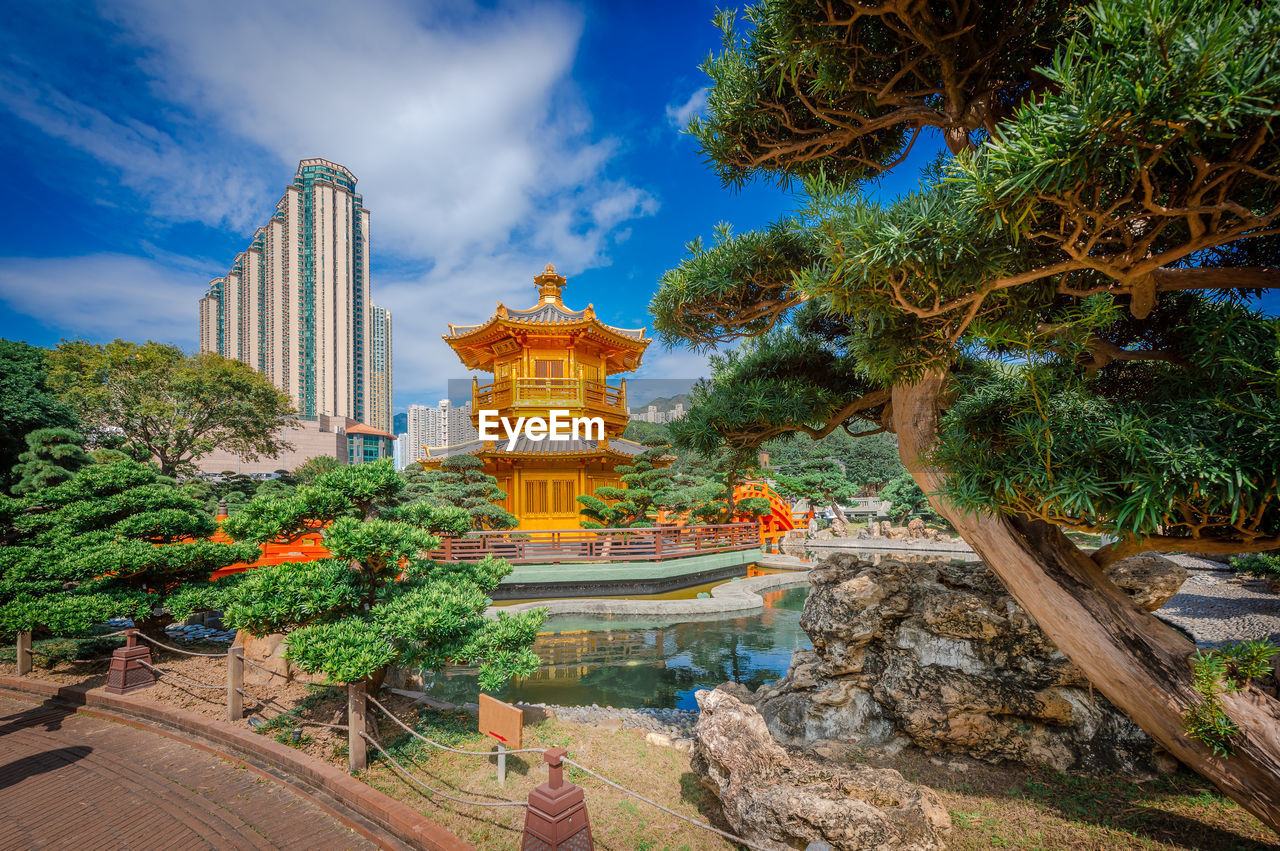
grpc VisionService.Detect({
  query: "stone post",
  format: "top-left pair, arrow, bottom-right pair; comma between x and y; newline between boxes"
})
521,747 -> 593,850
227,645 -> 244,722
15,631 -> 32,676
105,630 -> 155,695
348,681 -> 367,772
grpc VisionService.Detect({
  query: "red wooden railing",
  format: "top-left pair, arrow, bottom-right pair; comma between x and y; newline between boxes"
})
426,523 -> 760,564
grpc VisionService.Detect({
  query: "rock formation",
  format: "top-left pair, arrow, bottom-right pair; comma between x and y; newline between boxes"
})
746,553 -> 1186,775
692,688 -> 951,851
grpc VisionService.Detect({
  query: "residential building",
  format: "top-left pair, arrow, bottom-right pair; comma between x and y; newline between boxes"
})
198,158 -> 390,429
405,399 -> 478,465
369,304 -> 393,434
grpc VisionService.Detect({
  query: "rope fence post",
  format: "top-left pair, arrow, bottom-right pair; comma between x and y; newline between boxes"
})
15,631 -> 31,676
227,646 -> 244,722
348,681 -> 367,772
522,747 -> 593,850
105,629 -> 155,695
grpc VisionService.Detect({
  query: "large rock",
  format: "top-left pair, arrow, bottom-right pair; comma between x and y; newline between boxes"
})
1104,552 -> 1188,611
692,688 -> 951,851
751,553 -> 1185,775
233,631 -> 323,685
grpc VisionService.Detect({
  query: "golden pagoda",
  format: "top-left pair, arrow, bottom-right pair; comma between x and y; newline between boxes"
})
423,264 -> 658,530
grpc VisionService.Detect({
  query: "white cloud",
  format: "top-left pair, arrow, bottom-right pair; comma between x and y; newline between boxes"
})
665,87 -> 708,130
0,254 -> 211,344
0,1 -> 662,400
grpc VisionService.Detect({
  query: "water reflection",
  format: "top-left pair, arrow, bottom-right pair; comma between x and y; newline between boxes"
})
419,586 -> 812,710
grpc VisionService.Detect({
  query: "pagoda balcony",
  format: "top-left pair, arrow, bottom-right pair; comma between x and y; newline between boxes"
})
473,377 -> 629,425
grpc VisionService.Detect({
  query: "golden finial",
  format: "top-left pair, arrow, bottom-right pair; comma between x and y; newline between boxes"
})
534,263 -> 567,305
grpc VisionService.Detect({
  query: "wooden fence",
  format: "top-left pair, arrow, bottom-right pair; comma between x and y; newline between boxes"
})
427,523 -> 760,564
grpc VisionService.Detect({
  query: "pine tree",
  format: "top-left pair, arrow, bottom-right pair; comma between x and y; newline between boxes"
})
577,445 -> 681,528
654,0 -> 1280,824
10,428 -> 90,496
0,456 -> 259,636
416,456 -> 517,531
220,460 -> 541,689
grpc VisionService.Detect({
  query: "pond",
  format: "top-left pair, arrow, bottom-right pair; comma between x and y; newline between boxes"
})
418,585 -> 812,710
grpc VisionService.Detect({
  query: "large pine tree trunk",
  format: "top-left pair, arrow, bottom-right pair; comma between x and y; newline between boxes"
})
892,373 -> 1280,832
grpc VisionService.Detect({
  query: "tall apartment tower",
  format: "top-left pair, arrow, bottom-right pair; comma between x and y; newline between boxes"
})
369,304 -> 393,434
404,400 -> 478,464
199,158 -> 390,425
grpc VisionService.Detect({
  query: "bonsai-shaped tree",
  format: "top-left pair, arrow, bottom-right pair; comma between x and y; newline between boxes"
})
772,460 -> 857,534
294,455 -> 340,484
654,0 -> 1280,824
879,472 -> 943,527
0,456 -> 258,637
577,444 -> 680,528
10,427 -> 90,496
415,455 -> 518,531
220,460 -> 542,690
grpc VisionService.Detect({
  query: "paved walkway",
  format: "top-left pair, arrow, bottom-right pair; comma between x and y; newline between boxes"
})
0,694 -> 378,850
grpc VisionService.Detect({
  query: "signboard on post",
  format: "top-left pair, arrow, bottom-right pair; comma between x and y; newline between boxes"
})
479,693 -> 523,749
480,693 -> 523,785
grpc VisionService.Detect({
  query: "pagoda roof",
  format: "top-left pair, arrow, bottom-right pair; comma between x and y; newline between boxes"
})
445,303 -> 646,343
422,435 -> 656,461
443,264 -> 649,364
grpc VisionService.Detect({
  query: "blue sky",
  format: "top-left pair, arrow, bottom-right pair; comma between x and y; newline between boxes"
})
0,1 -> 946,410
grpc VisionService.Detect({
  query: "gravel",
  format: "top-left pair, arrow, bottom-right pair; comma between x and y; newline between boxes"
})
520,702 -> 698,738
1157,554 -> 1280,649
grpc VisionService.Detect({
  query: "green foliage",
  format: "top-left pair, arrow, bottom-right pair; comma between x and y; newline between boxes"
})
408,455 -> 517,531
0,340 -> 79,492
880,473 -> 944,526
0,456 -> 259,635
577,444 -> 681,528
294,455 -> 340,484
1183,641 -> 1280,758
11,427 -> 90,496
220,459 -> 543,686
932,303 -> 1280,542
773,460 -> 857,520
687,0 -> 1065,187
1232,553 -> 1280,584
47,339 -> 298,477
765,429 -> 902,492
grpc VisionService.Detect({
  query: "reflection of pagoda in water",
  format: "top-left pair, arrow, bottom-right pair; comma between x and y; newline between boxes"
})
424,264 -> 660,529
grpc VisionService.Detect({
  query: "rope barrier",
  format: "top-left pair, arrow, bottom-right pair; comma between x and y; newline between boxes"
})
561,756 -> 783,851
367,694 -> 547,756
359,732 -> 529,808
233,689 -> 350,731
366,692 -> 777,849
132,632 -> 227,657
242,657 -> 300,682
137,660 -> 224,690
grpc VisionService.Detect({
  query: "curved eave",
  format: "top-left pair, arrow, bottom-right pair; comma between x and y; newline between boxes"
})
444,317 -> 649,362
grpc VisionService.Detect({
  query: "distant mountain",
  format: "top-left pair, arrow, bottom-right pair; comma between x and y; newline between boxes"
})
393,412 -> 407,434
629,393 -> 692,414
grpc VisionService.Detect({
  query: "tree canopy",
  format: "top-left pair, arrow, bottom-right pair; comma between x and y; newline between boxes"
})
654,0 -> 1280,827
10,428 -> 90,496
0,455 -> 258,636
0,340 -> 79,492
412,455 -> 518,531
577,445 -> 682,528
47,340 -> 297,477
219,460 -> 541,688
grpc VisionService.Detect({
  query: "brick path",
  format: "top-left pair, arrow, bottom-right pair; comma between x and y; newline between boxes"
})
0,694 -> 379,850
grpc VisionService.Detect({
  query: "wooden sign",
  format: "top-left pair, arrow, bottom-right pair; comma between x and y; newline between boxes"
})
479,693 -> 523,750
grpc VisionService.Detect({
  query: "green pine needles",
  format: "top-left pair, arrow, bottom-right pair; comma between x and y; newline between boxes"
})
1183,641 -> 1280,758
219,460 -> 543,689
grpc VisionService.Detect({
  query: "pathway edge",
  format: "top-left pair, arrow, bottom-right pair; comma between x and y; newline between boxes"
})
0,676 -> 471,851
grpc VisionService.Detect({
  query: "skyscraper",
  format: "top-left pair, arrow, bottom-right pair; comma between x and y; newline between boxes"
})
369,304 -> 393,434
404,400 -> 477,464
199,158 -> 390,426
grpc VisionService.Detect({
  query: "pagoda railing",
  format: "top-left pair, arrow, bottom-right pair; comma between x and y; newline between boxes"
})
427,523 -> 761,564
473,378 -> 627,418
